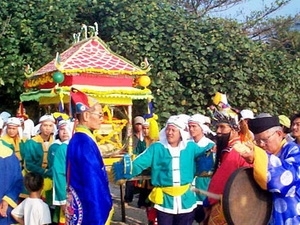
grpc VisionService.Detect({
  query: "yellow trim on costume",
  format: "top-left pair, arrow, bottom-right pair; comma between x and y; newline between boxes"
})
148,184 -> 190,204
59,207 -> 66,223
0,141 -> 13,158
253,146 -> 268,190
275,139 -> 287,155
32,134 -> 54,152
75,125 -> 97,142
41,178 -> 53,199
3,196 -> 17,208
105,207 -> 114,225
1,135 -> 22,151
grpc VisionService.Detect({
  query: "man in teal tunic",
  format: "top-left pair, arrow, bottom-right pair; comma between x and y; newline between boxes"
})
131,115 -> 207,225
188,114 -> 216,224
23,114 -> 56,177
50,119 -> 72,224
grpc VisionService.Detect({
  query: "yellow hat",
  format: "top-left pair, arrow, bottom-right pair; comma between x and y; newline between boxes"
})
278,115 -> 291,128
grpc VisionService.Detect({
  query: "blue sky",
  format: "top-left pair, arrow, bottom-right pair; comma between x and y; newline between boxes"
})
210,0 -> 300,20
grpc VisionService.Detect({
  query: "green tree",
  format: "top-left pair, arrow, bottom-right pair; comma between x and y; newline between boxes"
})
0,0 -> 91,112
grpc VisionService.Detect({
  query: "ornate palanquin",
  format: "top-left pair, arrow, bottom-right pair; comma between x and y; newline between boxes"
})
20,27 -> 152,165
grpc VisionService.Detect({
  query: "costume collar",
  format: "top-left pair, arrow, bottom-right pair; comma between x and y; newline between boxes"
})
75,125 -> 96,142
0,141 -> 13,158
275,139 -> 287,155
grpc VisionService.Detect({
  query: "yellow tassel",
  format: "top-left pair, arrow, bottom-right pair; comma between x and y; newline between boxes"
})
148,114 -> 159,141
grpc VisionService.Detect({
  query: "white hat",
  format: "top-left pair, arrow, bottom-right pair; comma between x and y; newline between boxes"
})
188,114 -> 214,135
0,111 -> 11,123
6,117 -> 21,126
166,115 -> 186,130
0,117 -> 4,129
158,115 -> 191,148
142,121 -> 150,127
204,116 -> 211,124
2,117 -> 23,138
55,120 -> 73,139
39,114 -> 55,123
240,109 -> 254,120
133,116 -> 145,125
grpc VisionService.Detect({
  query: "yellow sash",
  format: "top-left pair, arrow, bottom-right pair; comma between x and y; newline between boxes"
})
148,184 -> 190,204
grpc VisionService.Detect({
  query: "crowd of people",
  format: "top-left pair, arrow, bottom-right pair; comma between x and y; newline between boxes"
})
115,93 -> 300,225
1,90 -> 300,225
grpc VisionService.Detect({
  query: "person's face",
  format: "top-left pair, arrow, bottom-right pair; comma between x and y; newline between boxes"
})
142,126 -> 150,136
216,123 -> 232,136
291,117 -> 300,138
134,123 -> 143,133
215,123 -> 233,149
165,124 -> 181,147
7,125 -> 19,138
59,125 -> 70,142
85,104 -> 104,131
40,121 -> 54,137
188,122 -> 204,140
254,129 -> 283,154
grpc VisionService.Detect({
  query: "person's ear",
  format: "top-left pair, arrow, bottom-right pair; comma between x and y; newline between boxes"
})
82,111 -> 90,122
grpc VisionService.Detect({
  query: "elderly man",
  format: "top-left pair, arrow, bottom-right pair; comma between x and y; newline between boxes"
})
239,115 -> 300,225
129,115 -> 207,225
66,88 -> 113,225
188,114 -> 215,224
204,110 -> 251,224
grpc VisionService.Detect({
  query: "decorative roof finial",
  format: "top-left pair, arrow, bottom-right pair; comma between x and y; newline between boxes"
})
54,52 -> 61,69
94,22 -> 99,36
81,24 -> 87,39
24,64 -> 33,78
141,57 -> 151,71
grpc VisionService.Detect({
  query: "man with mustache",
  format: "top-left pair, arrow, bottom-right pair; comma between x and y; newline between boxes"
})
204,110 -> 252,225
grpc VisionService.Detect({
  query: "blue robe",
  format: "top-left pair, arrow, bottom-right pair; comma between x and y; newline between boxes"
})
0,141 -> 23,225
66,126 -> 113,225
253,141 -> 300,225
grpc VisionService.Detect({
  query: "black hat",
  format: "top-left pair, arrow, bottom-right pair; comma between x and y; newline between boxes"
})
248,116 -> 280,134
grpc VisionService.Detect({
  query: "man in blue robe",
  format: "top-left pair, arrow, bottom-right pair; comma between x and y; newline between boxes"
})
0,140 -> 23,225
66,88 -> 113,225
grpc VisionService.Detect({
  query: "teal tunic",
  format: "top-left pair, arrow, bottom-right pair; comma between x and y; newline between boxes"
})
52,142 -> 68,205
23,135 -> 54,178
132,141 -> 207,214
193,137 -> 215,203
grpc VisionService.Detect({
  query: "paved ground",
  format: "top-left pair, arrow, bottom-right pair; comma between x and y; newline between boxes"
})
110,183 -> 148,225
110,184 -> 198,225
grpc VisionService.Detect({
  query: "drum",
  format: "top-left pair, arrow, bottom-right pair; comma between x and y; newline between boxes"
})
222,167 -> 272,225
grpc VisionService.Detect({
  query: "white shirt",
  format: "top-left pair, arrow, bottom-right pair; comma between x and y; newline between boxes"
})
11,198 -> 51,225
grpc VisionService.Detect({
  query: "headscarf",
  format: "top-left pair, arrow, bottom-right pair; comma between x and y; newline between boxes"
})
188,114 -> 215,135
159,115 -> 190,149
33,114 -> 56,136
1,117 -> 23,138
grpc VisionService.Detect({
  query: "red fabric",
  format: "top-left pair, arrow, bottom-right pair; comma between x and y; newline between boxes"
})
146,207 -> 158,224
207,137 -> 252,206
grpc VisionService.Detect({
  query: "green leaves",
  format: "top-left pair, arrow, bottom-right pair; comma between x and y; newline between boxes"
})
0,0 -> 299,121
